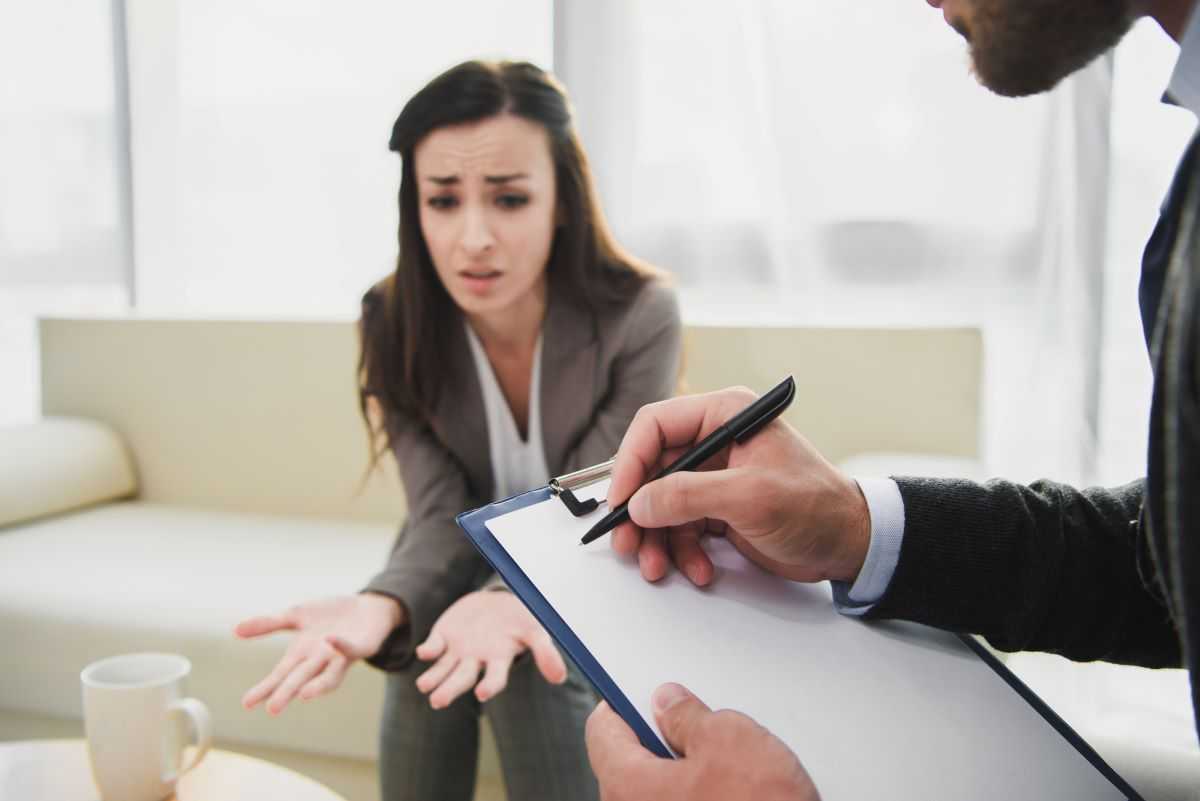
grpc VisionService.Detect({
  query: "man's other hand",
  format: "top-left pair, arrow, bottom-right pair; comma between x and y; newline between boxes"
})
585,682 -> 820,801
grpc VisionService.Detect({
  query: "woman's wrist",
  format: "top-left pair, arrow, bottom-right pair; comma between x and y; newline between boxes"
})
361,591 -> 406,629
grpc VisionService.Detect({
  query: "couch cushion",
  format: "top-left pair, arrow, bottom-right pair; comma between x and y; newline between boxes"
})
0,502 -> 394,761
0,418 -> 137,528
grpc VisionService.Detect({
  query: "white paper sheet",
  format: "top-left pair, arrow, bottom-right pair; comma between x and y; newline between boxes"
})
484,480 -> 1128,800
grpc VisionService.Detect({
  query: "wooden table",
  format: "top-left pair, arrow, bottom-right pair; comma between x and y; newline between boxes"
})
0,739 -> 347,801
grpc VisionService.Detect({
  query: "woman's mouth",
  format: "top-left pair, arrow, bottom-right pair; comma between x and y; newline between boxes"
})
459,268 -> 503,295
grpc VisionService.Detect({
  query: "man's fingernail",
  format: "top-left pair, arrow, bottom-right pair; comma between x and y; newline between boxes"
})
629,489 -> 649,522
652,682 -> 690,713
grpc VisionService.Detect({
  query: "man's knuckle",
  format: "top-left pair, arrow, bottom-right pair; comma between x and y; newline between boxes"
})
679,477 -> 695,519
727,386 -> 757,404
663,474 -> 690,520
692,710 -> 725,740
706,709 -> 755,743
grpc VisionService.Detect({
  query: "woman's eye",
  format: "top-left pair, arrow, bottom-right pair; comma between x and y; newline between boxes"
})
496,194 -> 529,210
427,195 -> 458,210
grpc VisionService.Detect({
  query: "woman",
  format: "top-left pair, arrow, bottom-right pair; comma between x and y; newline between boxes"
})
235,60 -> 681,801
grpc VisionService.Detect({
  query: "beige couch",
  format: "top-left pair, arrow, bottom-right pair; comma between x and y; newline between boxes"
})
1,319 -> 406,799
0,316 -> 1060,801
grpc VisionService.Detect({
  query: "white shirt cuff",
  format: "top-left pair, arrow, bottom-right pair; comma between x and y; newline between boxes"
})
835,477 -> 905,615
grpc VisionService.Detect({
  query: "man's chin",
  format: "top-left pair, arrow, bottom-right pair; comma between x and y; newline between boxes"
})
969,40 -> 1082,98
971,59 -> 1065,98
962,0 -> 1135,99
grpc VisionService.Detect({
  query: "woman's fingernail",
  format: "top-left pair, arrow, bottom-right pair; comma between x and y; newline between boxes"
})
652,682 -> 690,714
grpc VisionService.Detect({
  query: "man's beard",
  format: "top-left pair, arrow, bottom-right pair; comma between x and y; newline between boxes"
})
957,0 -> 1135,97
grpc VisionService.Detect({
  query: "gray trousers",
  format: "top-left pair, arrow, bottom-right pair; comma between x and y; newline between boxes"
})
379,652 -> 600,801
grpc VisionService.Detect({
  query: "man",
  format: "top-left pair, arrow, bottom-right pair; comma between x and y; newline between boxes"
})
583,0 -> 1200,798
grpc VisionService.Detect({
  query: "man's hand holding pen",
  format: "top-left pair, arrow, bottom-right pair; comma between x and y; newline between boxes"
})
602,385 -> 873,589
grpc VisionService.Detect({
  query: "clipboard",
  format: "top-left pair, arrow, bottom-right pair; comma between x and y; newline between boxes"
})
457,463 -> 1144,801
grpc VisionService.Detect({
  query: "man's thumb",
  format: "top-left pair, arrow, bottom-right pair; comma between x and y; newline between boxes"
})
652,682 -> 712,757
629,470 -> 737,529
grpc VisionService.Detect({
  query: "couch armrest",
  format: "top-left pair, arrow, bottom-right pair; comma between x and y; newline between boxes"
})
0,417 -> 138,528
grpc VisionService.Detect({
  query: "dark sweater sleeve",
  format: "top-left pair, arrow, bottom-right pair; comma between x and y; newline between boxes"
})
864,477 -> 1181,668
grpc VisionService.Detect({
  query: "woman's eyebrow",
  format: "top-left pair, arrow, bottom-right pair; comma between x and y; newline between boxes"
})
424,173 -> 528,185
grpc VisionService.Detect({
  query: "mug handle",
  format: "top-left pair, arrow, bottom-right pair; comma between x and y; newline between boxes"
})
164,697 -> 212,782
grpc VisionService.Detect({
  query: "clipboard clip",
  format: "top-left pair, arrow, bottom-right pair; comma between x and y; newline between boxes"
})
549,458 -> 614,517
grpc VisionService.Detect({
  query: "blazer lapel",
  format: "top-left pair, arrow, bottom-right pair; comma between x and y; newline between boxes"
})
432,316 -> 492,500
1141,134 -> 1200,350
540,287 -> 599,476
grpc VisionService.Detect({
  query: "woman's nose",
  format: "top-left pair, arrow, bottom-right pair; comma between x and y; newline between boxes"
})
460,204 -> 495,256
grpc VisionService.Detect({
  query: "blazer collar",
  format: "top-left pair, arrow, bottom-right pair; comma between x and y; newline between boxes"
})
432,316 -> 491,500
540,285 -> 599,476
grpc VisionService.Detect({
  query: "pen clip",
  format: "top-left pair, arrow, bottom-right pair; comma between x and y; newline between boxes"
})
557,488 -> 599,517
550,457 -> 615,517
733,376 -> 796,444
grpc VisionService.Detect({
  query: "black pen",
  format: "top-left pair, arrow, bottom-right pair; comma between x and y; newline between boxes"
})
580,376 -> 796,545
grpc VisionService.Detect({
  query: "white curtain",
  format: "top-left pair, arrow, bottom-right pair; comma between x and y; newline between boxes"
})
123,0 -> 553,316
556,0 -> 1119,485
1013,59 -> 1111,485
1096,21 -> 1195,489
0,0 -> 127,289
0,0 -> 130,425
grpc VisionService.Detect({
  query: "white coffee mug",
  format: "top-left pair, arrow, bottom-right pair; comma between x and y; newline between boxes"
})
81,652 -> 212,801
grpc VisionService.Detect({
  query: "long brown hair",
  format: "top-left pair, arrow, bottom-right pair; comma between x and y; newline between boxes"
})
359,60 -> 661,467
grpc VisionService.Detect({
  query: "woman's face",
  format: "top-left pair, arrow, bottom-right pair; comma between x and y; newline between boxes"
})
414,113 -> 558,319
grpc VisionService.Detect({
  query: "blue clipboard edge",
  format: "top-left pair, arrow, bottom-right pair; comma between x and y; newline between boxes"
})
458,489 -> 1144,798
958,634 -> 1143,801
457,487 -> 674,759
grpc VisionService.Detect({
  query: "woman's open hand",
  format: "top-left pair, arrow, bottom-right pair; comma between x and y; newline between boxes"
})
415,590 -> 566,708
235,593 -> 402,714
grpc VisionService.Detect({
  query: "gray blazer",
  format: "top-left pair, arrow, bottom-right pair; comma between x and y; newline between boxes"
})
364,278 -> 682,670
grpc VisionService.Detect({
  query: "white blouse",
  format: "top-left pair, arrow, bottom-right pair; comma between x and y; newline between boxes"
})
464,322 -> 550,502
